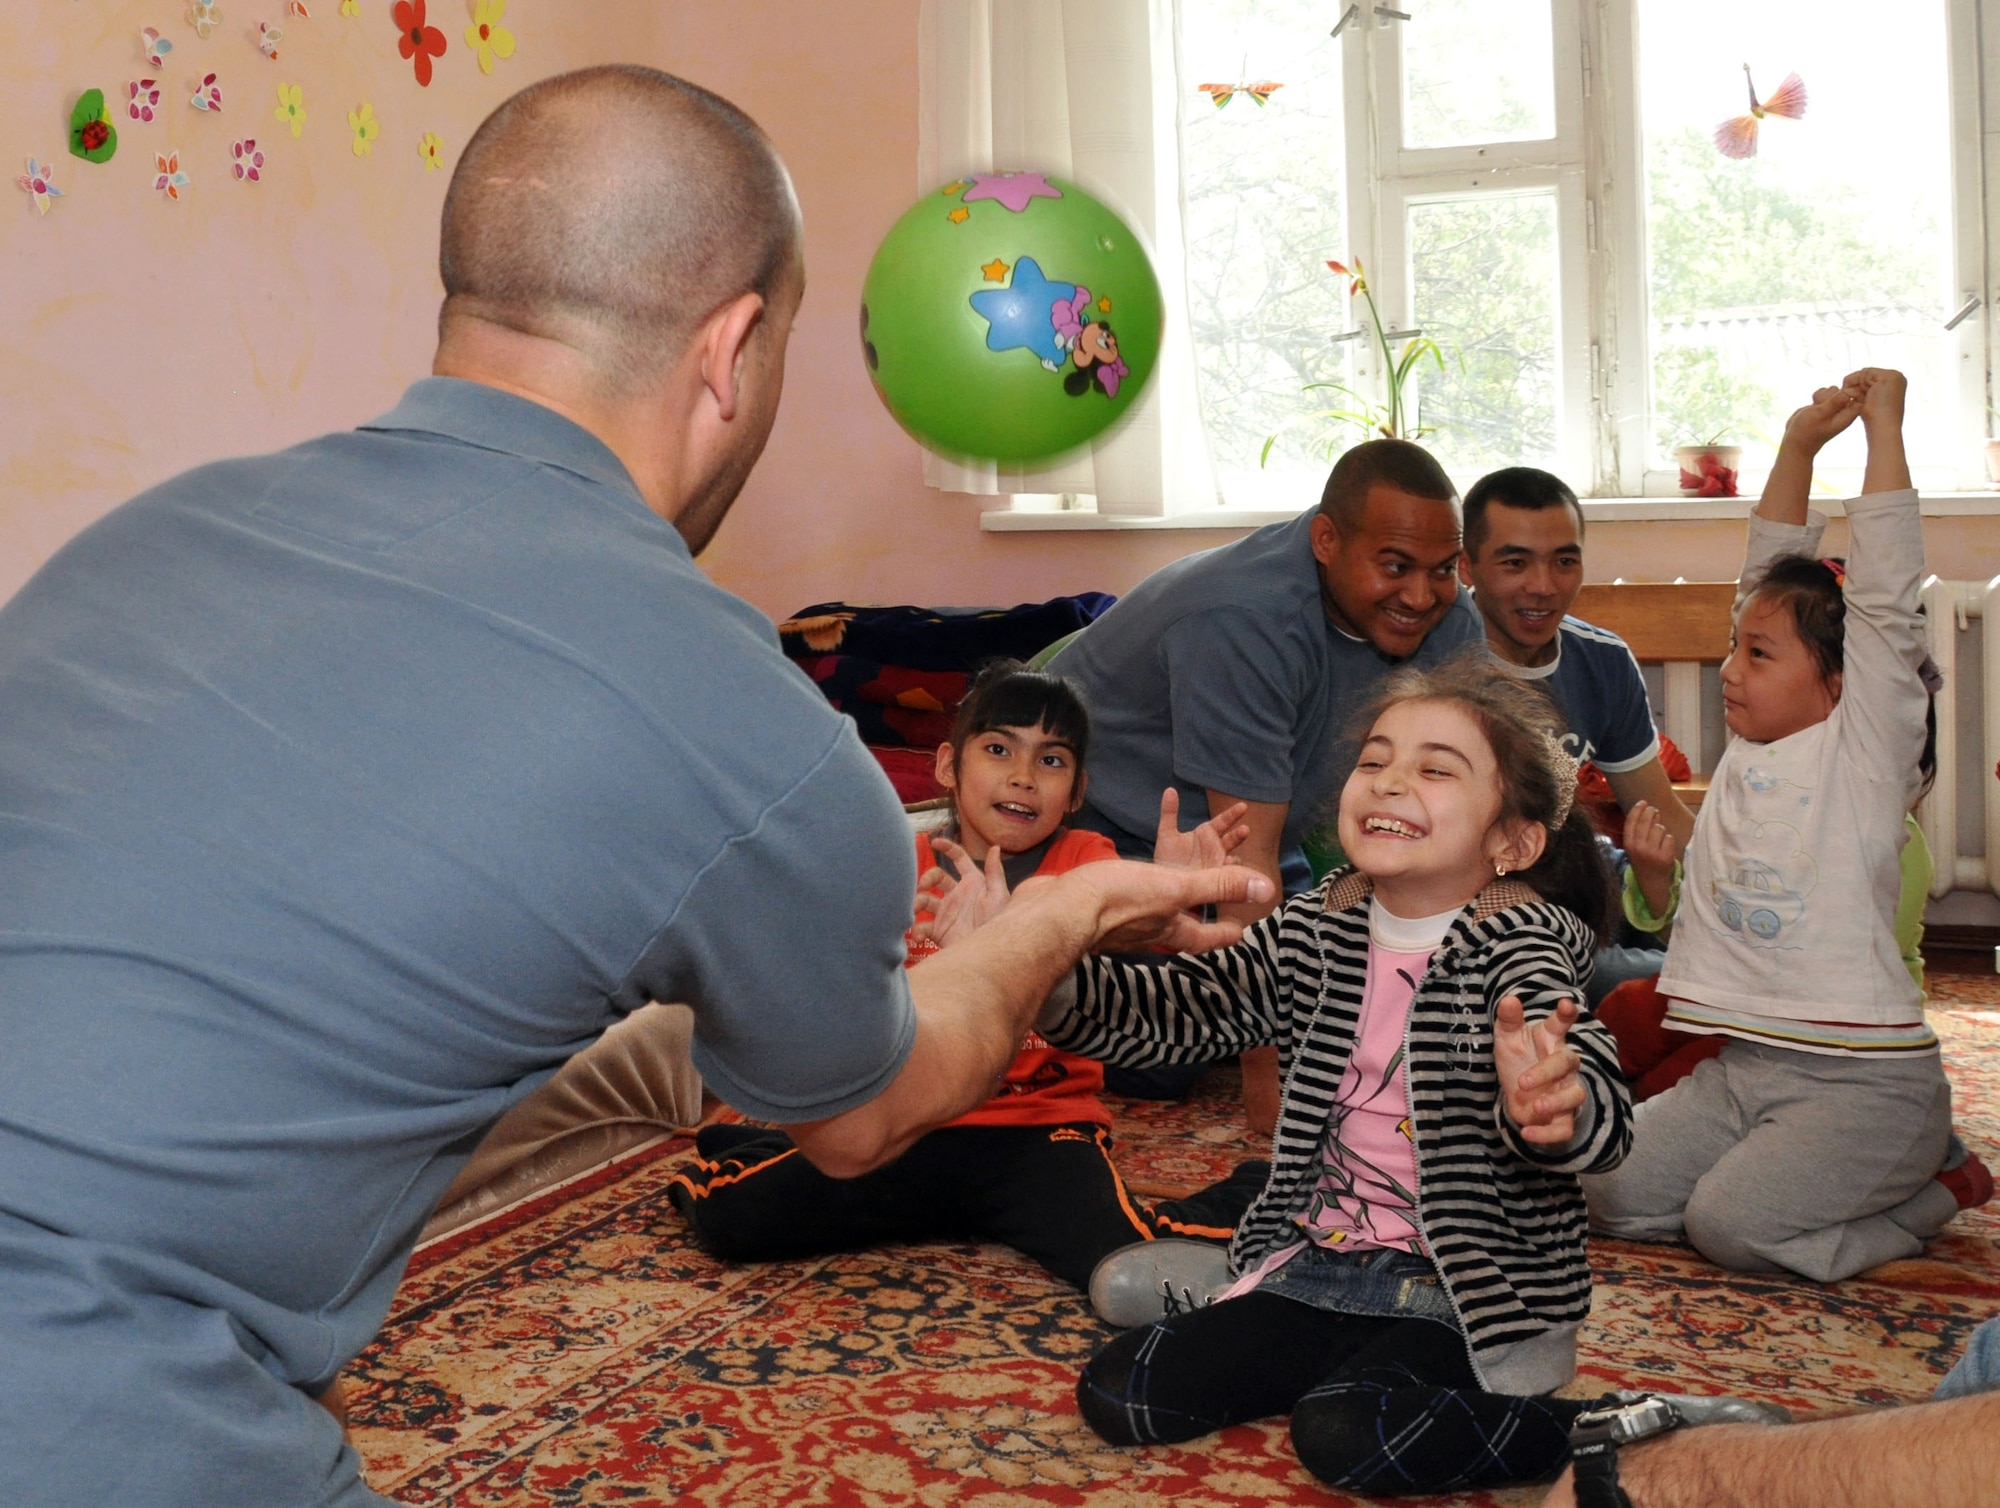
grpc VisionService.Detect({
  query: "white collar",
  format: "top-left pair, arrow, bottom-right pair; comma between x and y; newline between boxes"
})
1368,896 -> 1462,951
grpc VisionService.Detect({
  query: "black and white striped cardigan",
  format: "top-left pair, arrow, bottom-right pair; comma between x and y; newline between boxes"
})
1046,870 -> 1633,1396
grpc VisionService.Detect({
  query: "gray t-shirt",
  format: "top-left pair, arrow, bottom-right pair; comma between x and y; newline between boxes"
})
1049,508 -> 1482,887
0,379 -> 916,1505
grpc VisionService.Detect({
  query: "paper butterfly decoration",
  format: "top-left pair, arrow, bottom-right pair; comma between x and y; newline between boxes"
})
287,0 -> 310,15
191,72 -> 223,111
129,79 -> 162,121
16,157 -> 63,215
231,137 -> 265,181
154,148 -> 189,200
258,21 -> 283,58
1198,78 -> 1283,108
1714,65 -> 1806,160
142,27 -> 174,68
187,1 -> 222,39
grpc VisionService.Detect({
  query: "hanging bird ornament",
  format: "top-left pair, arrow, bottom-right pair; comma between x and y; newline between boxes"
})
1714,64 -> 1806,159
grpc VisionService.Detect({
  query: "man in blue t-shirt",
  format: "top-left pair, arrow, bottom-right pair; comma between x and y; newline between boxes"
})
1458,467 -> 1696,1002
0,68 -> 1265,1508
1456,466 -> 1695,851
1048,440 -> 1481,1124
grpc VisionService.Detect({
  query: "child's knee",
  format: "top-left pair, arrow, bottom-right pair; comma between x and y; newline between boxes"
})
1682,1181 -> 1788,1274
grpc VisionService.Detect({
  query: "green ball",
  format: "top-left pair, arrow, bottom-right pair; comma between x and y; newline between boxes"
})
860,173 -> 1163,465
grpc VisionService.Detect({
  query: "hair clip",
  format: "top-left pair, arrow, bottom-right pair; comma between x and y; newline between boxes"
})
1818,557 -> 1847,587
1542,732 -> 1580,828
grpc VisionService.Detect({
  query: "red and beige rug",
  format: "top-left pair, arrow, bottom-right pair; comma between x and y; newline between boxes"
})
350,995 -> 2000,1506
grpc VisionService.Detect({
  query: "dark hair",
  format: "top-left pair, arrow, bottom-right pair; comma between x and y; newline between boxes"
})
1746,555 -> 1938,796
1462,466 -> 1584,558
1351,652 -> 1613,943
940,660 -> 1092,837
1317,438 -> 1459,537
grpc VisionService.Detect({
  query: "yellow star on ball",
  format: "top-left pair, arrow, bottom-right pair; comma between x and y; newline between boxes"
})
981,258 -> 1010,282
946,206 -> 970,224
1097,296 -> 1113,313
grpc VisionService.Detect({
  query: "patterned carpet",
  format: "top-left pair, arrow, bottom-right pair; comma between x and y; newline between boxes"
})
350,990 -> 2000,1506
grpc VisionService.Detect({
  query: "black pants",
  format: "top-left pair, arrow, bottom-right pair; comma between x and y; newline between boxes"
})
666,1120 -> 1266,1292
1077,1291 -> 1584,1495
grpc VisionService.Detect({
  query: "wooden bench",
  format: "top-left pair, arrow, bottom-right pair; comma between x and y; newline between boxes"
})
1570,581 -> 1738,808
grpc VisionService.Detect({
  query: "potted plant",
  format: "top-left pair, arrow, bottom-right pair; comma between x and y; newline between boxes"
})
1261,256 -> 1446,464
1673,432 -> 1742,497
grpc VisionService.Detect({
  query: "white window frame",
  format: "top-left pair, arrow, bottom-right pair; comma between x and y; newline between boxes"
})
983,0 -> 1999,525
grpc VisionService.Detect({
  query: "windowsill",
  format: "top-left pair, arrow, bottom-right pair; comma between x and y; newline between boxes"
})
979,493 -> 2000,531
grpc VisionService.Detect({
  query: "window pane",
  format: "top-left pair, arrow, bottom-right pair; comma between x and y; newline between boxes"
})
1409,191 -> 1561,478
1181,0 -> 1348,506
1402,0 -> 1555,149
1640,0 -> 1956,479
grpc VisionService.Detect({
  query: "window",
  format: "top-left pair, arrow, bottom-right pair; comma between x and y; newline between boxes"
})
1172,0 -> 1986,505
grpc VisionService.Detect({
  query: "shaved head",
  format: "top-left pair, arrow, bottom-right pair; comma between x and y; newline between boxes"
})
439,65 -> 801,384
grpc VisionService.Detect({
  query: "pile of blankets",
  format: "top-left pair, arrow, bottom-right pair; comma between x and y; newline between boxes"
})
777,595 -> 1116,803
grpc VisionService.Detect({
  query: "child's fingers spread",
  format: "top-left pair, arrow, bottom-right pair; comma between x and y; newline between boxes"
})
1516,1046 -> 1581,1094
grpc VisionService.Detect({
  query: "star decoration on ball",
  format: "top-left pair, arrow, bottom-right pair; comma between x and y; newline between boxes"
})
961,172 -> 1062,214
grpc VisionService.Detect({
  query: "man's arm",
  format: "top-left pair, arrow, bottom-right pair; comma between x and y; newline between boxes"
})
1604,757 -> 1694,854
787,858 -> 1274,1178
1541,1392 -> 2000,1508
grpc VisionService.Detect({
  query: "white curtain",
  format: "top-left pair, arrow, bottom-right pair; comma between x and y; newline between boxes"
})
917,0 -> 1219,516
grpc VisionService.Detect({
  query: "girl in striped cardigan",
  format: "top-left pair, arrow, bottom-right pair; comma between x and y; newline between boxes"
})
1046,657 -> 1643,1494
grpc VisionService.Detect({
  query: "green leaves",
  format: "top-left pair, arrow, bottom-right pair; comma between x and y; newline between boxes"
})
68,88 -> 117,164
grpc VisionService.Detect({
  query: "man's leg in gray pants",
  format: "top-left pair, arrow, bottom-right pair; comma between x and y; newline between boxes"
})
1586,1039 -> 1956,1282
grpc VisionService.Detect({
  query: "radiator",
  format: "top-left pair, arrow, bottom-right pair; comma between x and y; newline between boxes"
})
1921,577 -> 2000,901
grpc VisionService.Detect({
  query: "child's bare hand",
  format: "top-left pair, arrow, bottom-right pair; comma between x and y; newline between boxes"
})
1494,996 -> 1586,1145
1622,800 -> 1677,871
1151,787 -> 1249,871
1844,366 -> 1907,431
1781,384 -> 1862,455
912,837 -> 1010,949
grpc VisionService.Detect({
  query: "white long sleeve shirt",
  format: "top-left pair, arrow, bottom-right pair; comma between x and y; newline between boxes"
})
1657,490 -> 1937,1054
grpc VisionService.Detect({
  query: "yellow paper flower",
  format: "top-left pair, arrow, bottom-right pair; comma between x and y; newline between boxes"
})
418,131 -> 444,171
339,0 -> 358,12
348,102 -> 379,158
274,83 -> 306,139
465,0 -> 515,75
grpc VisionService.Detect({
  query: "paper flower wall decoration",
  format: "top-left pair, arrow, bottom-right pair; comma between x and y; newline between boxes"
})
418,130 -> 443,170
142,27 -> 174,69
1714,65 -> 1806,160
154,148 -> 189,200
392,0 -> 447,87
129,79 -> 162,121
258,21 -> 283,59
274,81 -> 305,136
340,0 -> 358,13
69,89 -> 119,163
190,72 -> 223,111
287,0 -> 310,16
465,1 -> 514,74
231,137 -> 264,180
348,101 -> 378,156
187,1 -> 222,39
16,158 -> 64,215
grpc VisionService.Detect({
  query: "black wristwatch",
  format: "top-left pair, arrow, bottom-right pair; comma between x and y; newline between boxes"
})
1568,1394 -> 1680,1508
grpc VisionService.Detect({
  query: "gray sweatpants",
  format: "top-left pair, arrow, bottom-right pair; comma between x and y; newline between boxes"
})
1583,1037 -> 1955,1282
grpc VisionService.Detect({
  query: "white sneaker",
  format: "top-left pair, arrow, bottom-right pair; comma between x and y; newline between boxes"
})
1088,1238 -> 1233,1328
1616,1390 -> 1791,1427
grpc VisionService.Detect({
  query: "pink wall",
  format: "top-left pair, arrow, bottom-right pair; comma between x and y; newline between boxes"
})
7,1 -> 1998,620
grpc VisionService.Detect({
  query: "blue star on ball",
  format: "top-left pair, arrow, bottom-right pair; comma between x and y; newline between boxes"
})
968,256 -> 1077,370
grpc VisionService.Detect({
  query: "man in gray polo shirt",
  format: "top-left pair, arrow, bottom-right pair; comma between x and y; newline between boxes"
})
1048,441 -> 1481,1122
0,68 -> 1264,1508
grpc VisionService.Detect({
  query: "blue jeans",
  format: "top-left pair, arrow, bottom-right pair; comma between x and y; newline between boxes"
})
1935,1317 -> 2000,1400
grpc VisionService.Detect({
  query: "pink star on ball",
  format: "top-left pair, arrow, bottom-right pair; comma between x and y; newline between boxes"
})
961,171 -> 1063,214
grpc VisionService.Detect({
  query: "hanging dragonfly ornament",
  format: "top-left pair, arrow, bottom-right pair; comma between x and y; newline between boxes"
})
1714,64 -> 1806,159
1198,57 -> 1282,109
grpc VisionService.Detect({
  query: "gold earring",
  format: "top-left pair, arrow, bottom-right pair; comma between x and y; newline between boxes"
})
1494,861 -> 1509,877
